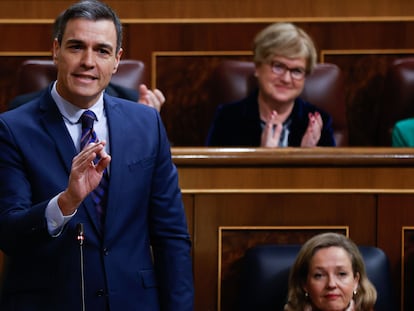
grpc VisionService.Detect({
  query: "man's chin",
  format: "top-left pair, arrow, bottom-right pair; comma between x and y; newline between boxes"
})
72,86 -> 103,98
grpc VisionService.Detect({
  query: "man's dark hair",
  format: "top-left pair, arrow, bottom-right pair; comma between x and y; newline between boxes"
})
56,0 -> 122,53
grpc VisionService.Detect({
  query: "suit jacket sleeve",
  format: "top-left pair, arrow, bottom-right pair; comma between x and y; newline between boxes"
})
149,112 -> 194,310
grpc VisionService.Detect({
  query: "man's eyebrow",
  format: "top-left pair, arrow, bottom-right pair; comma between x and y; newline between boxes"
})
64,39 -> 114,51
65,38 -> 84,45
95,43 -> 114,51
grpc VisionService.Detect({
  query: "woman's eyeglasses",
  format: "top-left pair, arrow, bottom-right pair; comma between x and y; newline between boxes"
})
270,61 -> 306,81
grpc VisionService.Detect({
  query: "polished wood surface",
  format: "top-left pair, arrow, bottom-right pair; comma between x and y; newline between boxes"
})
172,147 -> 414,311
0,0 -> 414,19
174,147 -> 414,192
173,147 -> 414,166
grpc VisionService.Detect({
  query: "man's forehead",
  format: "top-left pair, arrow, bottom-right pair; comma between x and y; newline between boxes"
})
63,18 -> 117,44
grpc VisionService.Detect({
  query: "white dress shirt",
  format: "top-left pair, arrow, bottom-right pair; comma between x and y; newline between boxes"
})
45,82 -> 109,236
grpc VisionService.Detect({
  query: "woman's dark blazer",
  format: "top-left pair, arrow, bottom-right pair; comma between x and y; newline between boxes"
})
206,89 -> 336,147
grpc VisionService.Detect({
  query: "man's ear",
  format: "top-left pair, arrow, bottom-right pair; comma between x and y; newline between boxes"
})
52,39 -> 59,64
113,48 -> 123,74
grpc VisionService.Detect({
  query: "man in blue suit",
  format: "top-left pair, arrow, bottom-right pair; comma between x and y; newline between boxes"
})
0,1 -> 193,310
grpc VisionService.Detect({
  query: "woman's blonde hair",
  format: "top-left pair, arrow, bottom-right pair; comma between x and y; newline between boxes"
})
253,22 -> 317,74
284,232 -> 377,311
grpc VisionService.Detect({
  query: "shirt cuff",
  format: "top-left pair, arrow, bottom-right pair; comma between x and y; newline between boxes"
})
45,193 -> 76,236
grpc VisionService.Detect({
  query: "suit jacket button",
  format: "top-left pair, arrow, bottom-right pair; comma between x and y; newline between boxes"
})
96,289 -> 105,297
103,248 -> 109,256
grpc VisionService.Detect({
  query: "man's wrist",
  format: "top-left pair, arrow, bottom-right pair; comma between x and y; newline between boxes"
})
57,190 -> 80,216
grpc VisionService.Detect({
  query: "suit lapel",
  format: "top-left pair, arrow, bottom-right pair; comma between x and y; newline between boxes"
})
102,96 -> 129,236
39,90 -> 103,234
39,92 -> 76,174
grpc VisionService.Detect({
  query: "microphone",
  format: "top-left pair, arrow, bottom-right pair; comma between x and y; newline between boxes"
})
77,223 -> 86,311
77,223 -> 84,246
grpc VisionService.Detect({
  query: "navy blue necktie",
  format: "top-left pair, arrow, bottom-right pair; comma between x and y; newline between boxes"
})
80,110 -> 97,150
79,110 -> 108,224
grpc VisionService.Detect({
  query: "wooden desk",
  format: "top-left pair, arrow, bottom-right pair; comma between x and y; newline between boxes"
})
172,147 -> 414,311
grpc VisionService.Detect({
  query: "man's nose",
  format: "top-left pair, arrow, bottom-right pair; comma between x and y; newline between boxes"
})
81,49 -> 95,68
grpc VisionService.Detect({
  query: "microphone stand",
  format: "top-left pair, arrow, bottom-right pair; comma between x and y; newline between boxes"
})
77,223 -> 86,311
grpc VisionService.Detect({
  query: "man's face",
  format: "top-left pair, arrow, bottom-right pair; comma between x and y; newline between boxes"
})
53,18 -> 122,108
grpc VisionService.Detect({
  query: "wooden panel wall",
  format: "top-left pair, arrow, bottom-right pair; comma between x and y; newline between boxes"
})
173,147 -> 414,311
193,193 -> 376,311
1,20 -> 414,146
0,0 -> 414,19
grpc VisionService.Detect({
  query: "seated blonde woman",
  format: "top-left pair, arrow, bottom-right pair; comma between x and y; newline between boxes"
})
285,232 -> 377,311
206,22 -> 335,147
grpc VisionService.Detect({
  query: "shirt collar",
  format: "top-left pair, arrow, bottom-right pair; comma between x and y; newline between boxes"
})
51,81 -> 105,124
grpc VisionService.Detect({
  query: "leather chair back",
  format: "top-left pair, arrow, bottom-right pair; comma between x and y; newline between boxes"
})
209,60 -> 348,146
237,244 -> 395,311
378,57 -> 414,146
15,59 -> 145,96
